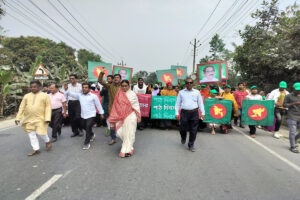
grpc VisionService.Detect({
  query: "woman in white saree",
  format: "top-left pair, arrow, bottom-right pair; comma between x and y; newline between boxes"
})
108,80 -> 141,158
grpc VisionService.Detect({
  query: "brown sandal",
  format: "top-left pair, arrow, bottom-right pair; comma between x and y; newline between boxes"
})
28,150 -> 40,156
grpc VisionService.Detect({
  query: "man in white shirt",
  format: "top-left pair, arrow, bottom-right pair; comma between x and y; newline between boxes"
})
175,78 -> 205,152
62,74 -> 83,138
133,78 -> 147,94
268,81 -> 289,139
64,83 -> 104,150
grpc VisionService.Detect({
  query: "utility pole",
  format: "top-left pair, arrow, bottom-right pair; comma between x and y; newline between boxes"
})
190,38 -> 201,73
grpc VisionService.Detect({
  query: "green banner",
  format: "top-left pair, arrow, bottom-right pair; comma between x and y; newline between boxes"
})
171,65 -> 188,79
203,98 -> 233,124
151,96 -> 177,119
156,69 -> 178,86
220,62 -> 228,80
241,100 -> 274,126
88,61 -> 112,82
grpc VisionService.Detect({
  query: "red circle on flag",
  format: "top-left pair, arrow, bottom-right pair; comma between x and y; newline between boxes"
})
248,105 -> 267,120
161,73 -> 174,83
209,104 -> 227,119
176,68 -> 184,77
93,67 -> 108,79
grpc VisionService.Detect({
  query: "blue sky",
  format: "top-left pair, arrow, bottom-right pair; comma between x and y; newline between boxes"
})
0,0 -> 297,73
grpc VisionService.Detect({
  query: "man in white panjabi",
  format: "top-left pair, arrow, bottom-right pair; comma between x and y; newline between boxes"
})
108,80 -> 141,158
15,80 -> 52,156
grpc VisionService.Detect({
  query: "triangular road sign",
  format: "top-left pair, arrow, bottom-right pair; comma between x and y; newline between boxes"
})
33,64 -> 49,76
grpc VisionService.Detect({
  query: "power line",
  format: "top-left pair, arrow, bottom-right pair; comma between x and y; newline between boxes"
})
200,0 -> 259,53
13,0 -> 72,41
48,0 -> 114,61
5,12 -> 46,37
197,0 -> 251,53
196,0 -> 241,42
56,0 -> 121,61
5,1 -> 62,42
194,0 -> 223,38
6,0 -> 81,49
64,0 -> 123,61
28,0 -> 94,53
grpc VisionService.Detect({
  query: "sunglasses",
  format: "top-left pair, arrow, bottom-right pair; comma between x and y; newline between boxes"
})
186,82 -> 193,84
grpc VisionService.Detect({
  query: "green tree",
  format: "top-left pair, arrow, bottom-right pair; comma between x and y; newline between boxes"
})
233,0 -> 299,92
77,49 -> 102,67
132,71 -> 149,82
209,34 -> 226,60
0,69 -> 13,116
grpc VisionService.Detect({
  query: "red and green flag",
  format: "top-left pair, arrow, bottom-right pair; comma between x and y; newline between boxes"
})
171,65 -> 187,79
88,61 -> 112,82
203,99 -> 233,124
241,100 -> 275,126
156,69 -> 178,86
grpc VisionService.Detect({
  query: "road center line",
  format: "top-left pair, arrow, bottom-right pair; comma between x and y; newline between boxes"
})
233,127 -> 300,172
25,174 -> 63,200
0,125 -> 18,133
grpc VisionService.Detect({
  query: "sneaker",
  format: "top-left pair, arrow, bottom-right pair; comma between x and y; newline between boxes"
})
290,147 -> 299,153
90,134 -> 96,142
250,134 -> 256,138
189,146 -> 196,152
82,143 -> 90,150
273,132 -> 281,139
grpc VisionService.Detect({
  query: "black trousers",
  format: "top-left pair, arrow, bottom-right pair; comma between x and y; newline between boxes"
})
180,110 -> 199,148
249,125 -> 256,135
81,117 -> 95,144
275,108 -> 286,132
50,108 -> 63,138
68,100 -> 82,135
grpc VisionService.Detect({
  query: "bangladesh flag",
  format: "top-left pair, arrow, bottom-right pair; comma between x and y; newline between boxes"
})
241,100 -> 274,126
203,98 -> 233,124
156,69 -> 178,86
88,61 -> 112,82
171,65 -> 187,79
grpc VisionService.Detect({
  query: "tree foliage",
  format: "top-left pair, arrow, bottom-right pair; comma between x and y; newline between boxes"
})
233,0 -> 300,92
77,49 -> 102,67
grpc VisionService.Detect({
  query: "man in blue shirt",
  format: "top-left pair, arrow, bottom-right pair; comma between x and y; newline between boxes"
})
175,78 -> 205,152
64,83 -> 104,150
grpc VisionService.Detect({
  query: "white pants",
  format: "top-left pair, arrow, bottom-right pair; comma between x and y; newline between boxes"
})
28,131 -> 50,150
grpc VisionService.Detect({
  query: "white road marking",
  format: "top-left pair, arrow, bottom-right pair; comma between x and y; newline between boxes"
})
25,174 -> 63,200
233,127 -> 300,172
0,125 -> 19,133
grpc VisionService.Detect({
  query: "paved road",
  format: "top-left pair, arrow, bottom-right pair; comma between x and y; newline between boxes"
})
1,124 -> 300,200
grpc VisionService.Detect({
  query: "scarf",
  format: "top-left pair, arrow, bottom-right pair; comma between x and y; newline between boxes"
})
108,89 -> 140,131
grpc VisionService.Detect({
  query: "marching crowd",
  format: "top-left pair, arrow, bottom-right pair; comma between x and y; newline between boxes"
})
15,70 -> 300,157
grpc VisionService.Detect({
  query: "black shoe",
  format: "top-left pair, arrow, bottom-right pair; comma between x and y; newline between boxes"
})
290,147 -> 299,153
78,133 -> 84,137
58,130 -> 61,136
70,133 -> 78,137
181,139 -> 186,144
51,137 -> 57,143
189,146 -> 196,152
